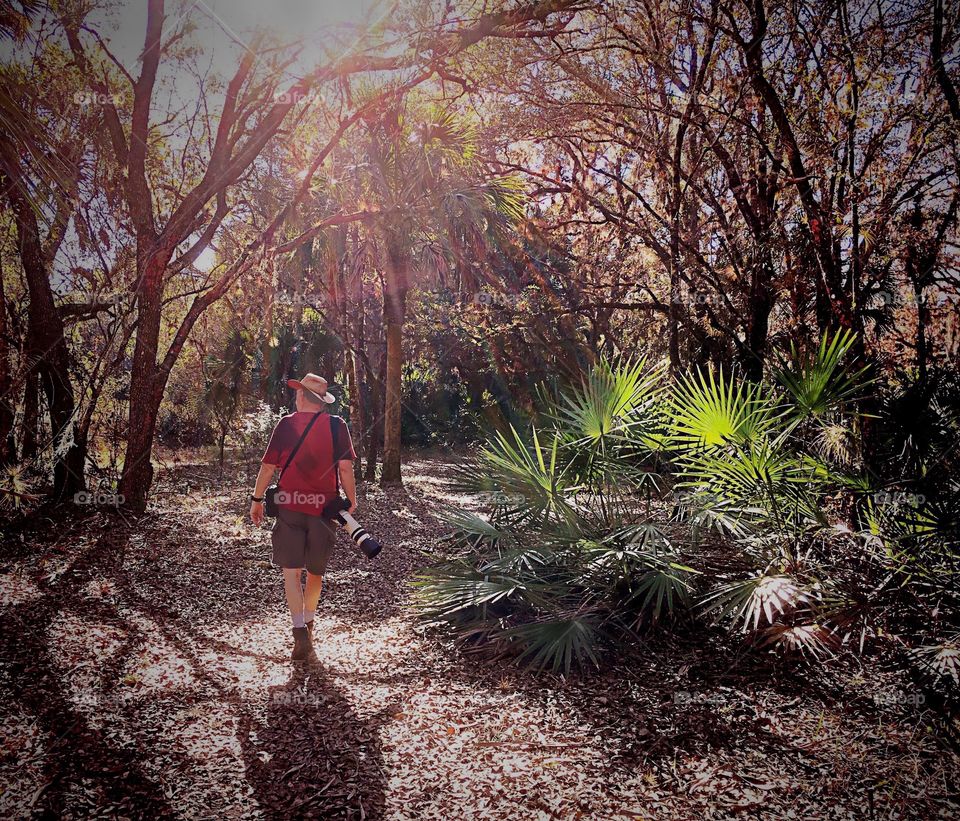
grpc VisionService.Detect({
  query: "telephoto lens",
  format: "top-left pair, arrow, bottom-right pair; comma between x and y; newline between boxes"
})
324,497 -> 382,559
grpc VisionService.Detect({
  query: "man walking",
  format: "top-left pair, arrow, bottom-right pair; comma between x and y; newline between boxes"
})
250,373 -> 356,662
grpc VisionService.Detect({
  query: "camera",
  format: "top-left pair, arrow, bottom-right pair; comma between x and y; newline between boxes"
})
323,496 -> 382,559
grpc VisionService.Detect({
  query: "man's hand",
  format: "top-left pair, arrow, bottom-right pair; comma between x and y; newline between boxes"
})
338,459 -> 357,516
250,464 -> 278,527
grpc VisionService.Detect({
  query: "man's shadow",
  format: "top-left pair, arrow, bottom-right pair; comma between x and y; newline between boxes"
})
238,660 -> 387,820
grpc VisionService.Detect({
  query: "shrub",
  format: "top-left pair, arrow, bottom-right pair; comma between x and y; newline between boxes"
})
415,334 -> 960,678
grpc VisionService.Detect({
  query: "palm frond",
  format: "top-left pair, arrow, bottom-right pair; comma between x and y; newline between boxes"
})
700,574 -> 811,632
627,564 -> 694,623
503,616 -> 602,673
669,368 -> 780,449
553,357 -> 667,451
758,623 -> 839,660
910,638 -> 960,685
438,507 -> 511,548
772,330 -> 871,419
413,568 -> 527,619
469,424 -> 579,526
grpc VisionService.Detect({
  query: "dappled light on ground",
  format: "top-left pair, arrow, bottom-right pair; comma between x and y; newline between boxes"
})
0,454 -> 957,818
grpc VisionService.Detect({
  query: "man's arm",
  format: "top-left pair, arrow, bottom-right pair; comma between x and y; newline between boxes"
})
338,460 -> 356,514
250,463 -> 278,525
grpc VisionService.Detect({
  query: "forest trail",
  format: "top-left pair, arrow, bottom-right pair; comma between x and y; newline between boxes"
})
0,454 -> 956,820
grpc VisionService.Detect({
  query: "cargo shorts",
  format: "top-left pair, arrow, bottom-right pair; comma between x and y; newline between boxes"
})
272,507 -> 337,575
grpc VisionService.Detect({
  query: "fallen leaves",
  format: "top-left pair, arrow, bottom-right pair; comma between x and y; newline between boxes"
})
0,454 -> 957,820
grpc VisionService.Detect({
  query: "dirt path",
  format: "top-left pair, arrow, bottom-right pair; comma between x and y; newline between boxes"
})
1,454 -> 957,819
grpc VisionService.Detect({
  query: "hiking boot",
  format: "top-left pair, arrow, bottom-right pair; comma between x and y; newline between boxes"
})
291,627 -> 311,662
305,628 -> 318,664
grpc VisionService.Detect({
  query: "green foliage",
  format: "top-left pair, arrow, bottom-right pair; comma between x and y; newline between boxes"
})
203,329 -> 252,466
417,338 -> 960,680
669,368 -> 778,448
771,330 -> 871,421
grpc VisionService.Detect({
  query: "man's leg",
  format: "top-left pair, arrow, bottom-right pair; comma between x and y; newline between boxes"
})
303,572 -> 323,627
303,516 -> 336,637
273,509 -> 313,661
282,567 -> 306,628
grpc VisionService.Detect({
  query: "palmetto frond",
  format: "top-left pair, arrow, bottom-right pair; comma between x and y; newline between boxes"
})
464,424 -> 579,526
503,615 -> 602,673
910,638 -> 960,684
0,462 -> 39,510
483,175 -> 526,223
669,368 -> 781,449
415,107 -> 478,165
626,563 -> 695,623
758,623 -> 839,660
701,574 -> 812,632
672,487 -> 758,537
814,421 -> 858,466
438,507 -> 512,549
481,545 -> 555,574
413,567 -> 528,619
677,439 -> 829,529
861,486 -> 960,571
553,357 -> 667,449
772,330 -> 871,420
0,1 -> 40,41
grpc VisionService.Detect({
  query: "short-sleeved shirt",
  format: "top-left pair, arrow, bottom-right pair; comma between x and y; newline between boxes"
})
262,412 -> 356,515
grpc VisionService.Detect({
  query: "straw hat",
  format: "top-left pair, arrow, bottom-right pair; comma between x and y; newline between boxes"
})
286,373 -> 336,404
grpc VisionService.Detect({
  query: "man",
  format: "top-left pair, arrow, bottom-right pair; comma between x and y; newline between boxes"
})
250,373 -> 357,662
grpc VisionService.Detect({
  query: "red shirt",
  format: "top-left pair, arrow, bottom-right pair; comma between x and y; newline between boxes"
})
262,412 -> 356,515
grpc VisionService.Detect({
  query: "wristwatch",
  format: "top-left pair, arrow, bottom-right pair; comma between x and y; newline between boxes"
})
251,495 -> 264,503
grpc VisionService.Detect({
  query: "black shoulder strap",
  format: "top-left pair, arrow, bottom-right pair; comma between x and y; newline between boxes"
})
330,415 -> 341,495
279,411 -> 323,477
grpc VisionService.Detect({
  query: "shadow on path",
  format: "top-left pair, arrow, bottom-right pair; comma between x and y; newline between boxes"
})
239,662 -> 387,820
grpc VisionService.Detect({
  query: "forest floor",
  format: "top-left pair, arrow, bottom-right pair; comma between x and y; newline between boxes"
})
0,450 -> 958,820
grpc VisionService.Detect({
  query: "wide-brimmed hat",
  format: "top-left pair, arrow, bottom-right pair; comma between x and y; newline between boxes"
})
287,373 -> 336,404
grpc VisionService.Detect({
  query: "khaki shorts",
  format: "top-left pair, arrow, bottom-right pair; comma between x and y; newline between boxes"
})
272,507 -> 337,575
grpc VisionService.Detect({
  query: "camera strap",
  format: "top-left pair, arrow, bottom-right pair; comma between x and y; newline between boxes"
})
279,411 -> 323,480
332,416 -> 341,497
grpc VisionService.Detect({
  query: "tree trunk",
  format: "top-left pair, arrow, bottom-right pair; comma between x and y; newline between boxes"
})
380,230 -> 408,486
0,149 -> 85,500
365,344 -> 385,483
346,349 -> 365,480
0,265 -> 13,462
741,255 -> 775,382
119,252 -> 170,512
349,270 -> 368,480
905,200 -> 930,390
381,317 -> 403,484
20,371 -> 38,462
